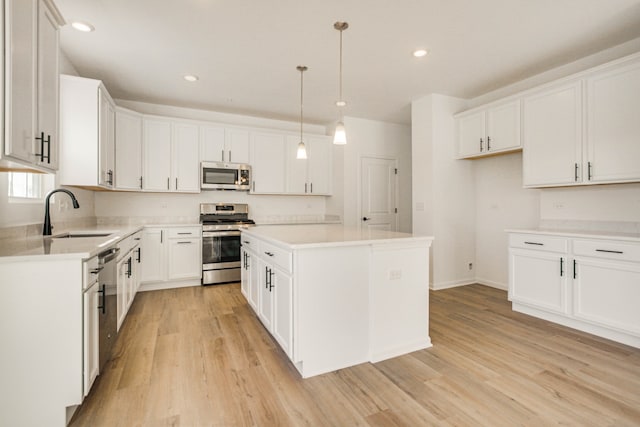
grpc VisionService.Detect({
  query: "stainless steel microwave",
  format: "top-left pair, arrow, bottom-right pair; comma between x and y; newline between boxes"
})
201,162 -> 251,191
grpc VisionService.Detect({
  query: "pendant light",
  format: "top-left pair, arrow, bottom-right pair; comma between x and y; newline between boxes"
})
296,65 -> 308,159
333,21 -> 349,145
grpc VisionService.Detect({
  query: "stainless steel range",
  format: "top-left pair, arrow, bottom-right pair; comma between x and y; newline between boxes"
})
200,203 -> 255,285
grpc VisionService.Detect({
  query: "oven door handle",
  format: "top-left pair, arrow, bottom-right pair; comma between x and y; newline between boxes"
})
202,231 -> 242,238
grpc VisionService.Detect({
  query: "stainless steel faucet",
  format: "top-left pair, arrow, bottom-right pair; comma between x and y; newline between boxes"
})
43,188 -> 80,235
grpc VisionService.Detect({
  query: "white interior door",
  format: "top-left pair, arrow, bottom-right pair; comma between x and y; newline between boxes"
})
360,156 -> 397,232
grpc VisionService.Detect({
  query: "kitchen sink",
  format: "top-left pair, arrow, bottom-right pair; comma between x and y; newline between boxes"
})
50,232 -> 114,239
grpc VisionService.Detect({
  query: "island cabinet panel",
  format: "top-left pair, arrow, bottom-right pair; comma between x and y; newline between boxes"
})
241,225 -> 433,378
0,258 -> 84,427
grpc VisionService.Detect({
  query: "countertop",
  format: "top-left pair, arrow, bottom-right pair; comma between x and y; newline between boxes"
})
506,228 -> 640,242
0,223 -> 201,262
243,224 -> 434,249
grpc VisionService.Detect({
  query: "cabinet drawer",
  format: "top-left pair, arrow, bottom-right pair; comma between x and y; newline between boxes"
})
241,234 -> 259,252
573,239 -> 640,263
167,226 -> 201,239
261,241 -> 292,273
509,233 -> 568,253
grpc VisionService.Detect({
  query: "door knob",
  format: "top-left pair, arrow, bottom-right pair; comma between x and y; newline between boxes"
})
362,217 -> 370,221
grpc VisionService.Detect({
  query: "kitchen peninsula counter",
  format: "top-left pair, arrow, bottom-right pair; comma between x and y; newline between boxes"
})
241,224 -> 434,378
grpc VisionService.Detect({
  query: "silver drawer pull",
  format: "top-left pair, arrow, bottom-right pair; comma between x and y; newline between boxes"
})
177,241 -> 192,244
524,241 -> 544,246
264,251 -> 274,257
595,249 -> 623,254
177,232 -> 193,235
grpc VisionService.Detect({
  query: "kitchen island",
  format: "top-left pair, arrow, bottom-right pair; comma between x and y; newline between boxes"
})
240,224 -> 434,378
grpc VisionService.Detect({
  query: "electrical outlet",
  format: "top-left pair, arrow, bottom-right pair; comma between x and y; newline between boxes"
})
468,263 -> 473,270
389,269 -> 402,280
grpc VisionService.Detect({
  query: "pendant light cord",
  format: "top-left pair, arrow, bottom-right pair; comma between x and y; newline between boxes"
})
300,67 -> 304,140
339,28 -> 343,102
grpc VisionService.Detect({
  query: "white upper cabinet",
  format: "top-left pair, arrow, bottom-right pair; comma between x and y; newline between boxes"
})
225,128 -> 250,164
200,126 -> 250,164
456,100 -> 521,159
142,118 -> 173,191
586,60 -> 640,183
142,117 -> 200,193
1,0 -> 63,172
172,122 -> 200,192
250,132 -> 287,194
522,80 -> 583,187
285,135 -> 332,195
98,88 -> 115,188
115,108 -> 143,191
522,54 -> 640,188
59,75 -> 116,189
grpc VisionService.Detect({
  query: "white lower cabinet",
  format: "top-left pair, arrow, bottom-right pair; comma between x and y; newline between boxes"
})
510,248 -> 568,315
508,231 -> 640,348
116,233 -> 141,332
140,226 -> 202,287
242,237 -> 293,358
82,256 -> 100,397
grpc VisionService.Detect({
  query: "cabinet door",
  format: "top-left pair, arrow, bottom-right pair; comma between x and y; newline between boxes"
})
273,267 -> 293,358
83,281 -> 100,396
307,135 -> 332,195
241,248 -> 250,298
98,88 -> 115,188
226,128 -> 250,164
509,248 -> 568,314
167,238 -> 201,280
116,256 -> 128,332
140,228 -> 165,283
573,258 -> 640,336
5,0 -> 37,163
257,259 -> 274,331
456,111 -> 485,158
248,251 -> 260,311
285,135 -> 307,194
172,122 -> 200,192
586,61 -> 640,183
523,81 -> 583,187
115,109 -> 143,190
143,119 -> 172,191
486,100 -> 520,153
36,0 -> 59,170
250,132 -> 286,193
200,125 -> 225,162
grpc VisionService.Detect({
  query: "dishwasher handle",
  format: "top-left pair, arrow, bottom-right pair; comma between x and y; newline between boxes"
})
98,247 -> 120,265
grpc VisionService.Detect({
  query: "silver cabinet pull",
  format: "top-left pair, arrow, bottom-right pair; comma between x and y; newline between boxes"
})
177,241 -> 192,244
524,241 -> 543,246
229,150 -> 232,162
167,177 -> 170,190
595,249 -> 623,254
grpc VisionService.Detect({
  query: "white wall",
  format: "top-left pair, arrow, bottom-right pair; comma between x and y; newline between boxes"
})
412,94 -> 477,289
474,153 -> 540,289
330,116 -> 413,232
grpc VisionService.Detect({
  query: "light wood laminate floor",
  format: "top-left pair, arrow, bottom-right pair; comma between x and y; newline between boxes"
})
70,284 -> 640,426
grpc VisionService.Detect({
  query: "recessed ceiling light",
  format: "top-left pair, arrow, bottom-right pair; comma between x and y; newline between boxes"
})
71,21 -> 95,32
183,74 -> 199,82
413,49 -> 428,58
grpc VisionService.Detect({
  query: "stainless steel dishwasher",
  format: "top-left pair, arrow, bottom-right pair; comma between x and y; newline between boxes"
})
97,247 -> 119,371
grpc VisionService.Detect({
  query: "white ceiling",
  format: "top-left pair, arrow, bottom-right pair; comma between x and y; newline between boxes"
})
56,0 -> 640,125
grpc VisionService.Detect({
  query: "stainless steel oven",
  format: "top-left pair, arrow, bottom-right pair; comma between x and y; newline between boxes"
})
200,203 -> 254,285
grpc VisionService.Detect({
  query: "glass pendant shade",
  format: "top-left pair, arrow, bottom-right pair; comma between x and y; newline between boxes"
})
296,140 -> 307,159
333,121 -> 347,145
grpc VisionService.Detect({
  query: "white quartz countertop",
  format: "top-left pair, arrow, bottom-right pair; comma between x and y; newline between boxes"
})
243,224 -> 433,249
0,225 -> 145,262
506,228 -> 640,242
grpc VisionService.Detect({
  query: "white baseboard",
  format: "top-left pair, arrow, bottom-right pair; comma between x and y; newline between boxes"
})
475,277 -> 508,291
430,279 -> 475,291
139,279 -> 200,292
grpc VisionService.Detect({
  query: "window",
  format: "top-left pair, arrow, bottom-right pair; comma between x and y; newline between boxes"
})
7,172 -> 54,201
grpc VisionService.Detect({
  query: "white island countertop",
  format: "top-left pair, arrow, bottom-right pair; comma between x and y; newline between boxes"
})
242,224 -> 433,249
